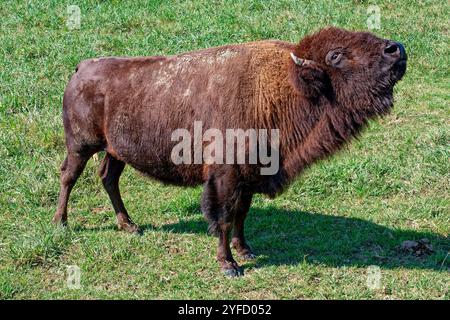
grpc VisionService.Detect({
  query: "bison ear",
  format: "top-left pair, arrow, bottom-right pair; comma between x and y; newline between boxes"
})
289,53 -> 330,99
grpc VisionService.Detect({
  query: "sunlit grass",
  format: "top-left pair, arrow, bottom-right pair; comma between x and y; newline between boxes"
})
0,0 -> 448,299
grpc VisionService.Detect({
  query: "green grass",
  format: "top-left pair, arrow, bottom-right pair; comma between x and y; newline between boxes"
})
0,0 -> 449,299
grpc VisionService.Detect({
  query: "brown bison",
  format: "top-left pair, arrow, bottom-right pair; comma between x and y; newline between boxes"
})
53,27 -> 407,276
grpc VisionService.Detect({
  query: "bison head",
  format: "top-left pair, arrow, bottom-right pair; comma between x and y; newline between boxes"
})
291,27 -> 407,116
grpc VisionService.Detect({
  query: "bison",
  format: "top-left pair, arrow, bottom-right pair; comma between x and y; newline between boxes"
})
53,27 -> 407,276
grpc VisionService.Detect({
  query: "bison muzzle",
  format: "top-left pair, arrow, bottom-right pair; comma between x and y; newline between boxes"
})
53,27 -> 407,276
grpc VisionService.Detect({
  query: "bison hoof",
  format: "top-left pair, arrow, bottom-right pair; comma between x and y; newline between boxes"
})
240,252 -> 257,261
221,262 -> 244,277
222,267 -> 244,277
118,222 -> 142,235
232,242 -> 257,260
52,214 -> 68,227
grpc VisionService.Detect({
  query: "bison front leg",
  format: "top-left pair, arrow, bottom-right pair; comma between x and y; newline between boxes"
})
216,219 -> 243,277
231,193 -> 256,260
201,169 -> 244,277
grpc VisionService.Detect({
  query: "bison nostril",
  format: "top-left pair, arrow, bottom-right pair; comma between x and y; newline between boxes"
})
384,42 -> 399,55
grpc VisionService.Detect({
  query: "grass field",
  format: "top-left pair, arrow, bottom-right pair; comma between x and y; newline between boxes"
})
0,0 -> 448,299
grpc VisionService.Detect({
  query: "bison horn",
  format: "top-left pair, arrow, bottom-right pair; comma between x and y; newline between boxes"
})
290,52 -> 305,66
290,53 -> 314,67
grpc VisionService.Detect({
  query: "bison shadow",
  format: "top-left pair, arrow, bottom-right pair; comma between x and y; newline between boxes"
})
141,206 -> 449,271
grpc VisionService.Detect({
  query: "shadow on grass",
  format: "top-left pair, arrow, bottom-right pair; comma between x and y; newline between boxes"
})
151,206 -> 449,271
77,205 -> 449,271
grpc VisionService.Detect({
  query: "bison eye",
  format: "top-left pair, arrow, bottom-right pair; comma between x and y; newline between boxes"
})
326,50 -> 343,67
331,53 -> 341,61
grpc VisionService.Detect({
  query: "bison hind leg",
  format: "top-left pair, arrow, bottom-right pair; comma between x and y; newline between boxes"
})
53,152 -> 91,226
99,153 -> 141,234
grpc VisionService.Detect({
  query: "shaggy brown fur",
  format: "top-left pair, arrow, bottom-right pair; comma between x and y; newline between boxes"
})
53,27 -> 407,276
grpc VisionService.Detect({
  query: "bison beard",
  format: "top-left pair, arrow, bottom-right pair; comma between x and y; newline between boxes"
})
53,27 -> 406,276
